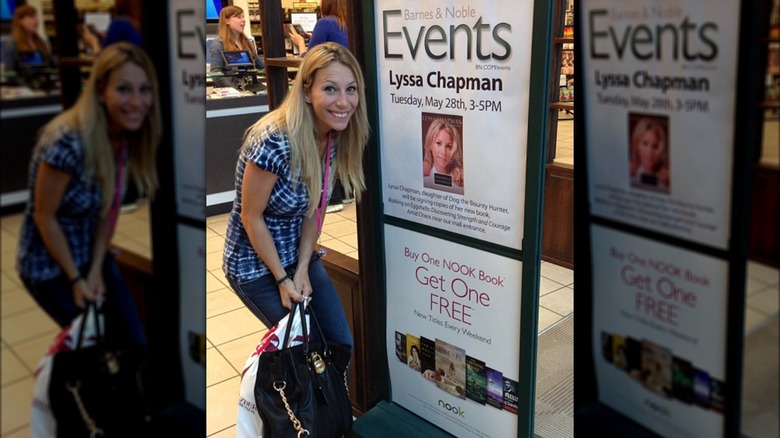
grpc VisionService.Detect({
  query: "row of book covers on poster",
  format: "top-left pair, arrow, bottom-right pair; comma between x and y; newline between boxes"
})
384,225 -> 523,438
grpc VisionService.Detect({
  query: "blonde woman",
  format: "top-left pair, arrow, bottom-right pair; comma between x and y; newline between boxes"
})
629,116 -> 669,191
17,42 -> 161,349
223,42 -> 369,349
209,4 -> 264,88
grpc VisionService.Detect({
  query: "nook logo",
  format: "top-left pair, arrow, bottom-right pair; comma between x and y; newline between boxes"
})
438,400 -> 465,417
643,398 -> 671,417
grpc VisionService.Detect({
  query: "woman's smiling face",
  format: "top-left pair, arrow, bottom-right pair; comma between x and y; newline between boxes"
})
306,61 -> 358,137
430,129 -> 455,171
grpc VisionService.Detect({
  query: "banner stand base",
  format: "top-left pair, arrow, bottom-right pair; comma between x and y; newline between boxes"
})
352,401 -> 455,438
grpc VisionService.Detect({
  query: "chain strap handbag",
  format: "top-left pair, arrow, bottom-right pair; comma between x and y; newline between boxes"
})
47,301 -> 147,436
254,301 -> 353,437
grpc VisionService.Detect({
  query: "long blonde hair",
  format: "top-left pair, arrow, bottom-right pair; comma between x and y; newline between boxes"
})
242,42 -> 369,215
11,5 -> 51,61
35,42 -> 162,217
218,5 -> 258,62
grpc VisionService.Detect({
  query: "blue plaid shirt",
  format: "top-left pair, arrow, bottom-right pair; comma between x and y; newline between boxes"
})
223,126 -> 336,281
17,131 -> 103,282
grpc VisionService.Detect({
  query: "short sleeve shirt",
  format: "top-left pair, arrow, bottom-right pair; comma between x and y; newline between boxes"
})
222,126 -> 337,281
16,131 -> 103,282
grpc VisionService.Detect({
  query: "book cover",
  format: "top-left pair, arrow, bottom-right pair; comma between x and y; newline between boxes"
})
640,339 -> 672,398
611,334 -> 628,371
421,112 -> 465,195
406,333 -> 421,371
693,368 -> 711,408
434,338 -> 466,399
485,367 -> 503,409
709,377 -> 726,413
601,331 -> 613,364
502,377 -> 519,414
394,331 -> 407,363
465,355 -> 487,405
625,336 -> 642,380
671,356 -> 694,404
419,336 -> 436,379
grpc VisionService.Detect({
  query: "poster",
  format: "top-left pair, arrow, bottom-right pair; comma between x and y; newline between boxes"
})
169,0 -> 206,221
384,225 -> 522,438
590,224 -> 729,437
582,0 -> 740,249
375,0 -> 534,250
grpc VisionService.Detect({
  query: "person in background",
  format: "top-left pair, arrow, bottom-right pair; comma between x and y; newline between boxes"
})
2,5 -> 55,81
209,5 -> 264,88
79,0 -> 142,54
290,0 -> 351,212
222,42 -> 369,352
16,42 -> 162,349
289,0 -> 348,58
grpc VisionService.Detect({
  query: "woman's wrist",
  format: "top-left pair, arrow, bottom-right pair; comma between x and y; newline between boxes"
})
69,273 -> 84,285
276,273 -> 292,286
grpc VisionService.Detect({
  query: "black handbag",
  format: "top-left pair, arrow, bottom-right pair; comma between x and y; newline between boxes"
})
254,302 -> 353,437
47,302 -> 147,437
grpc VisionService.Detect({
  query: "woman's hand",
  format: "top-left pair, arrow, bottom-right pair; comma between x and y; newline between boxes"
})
86,265 -> 106,302
71,279 -> 95,309
278,277 -> 307,309
293,270 -> 312,300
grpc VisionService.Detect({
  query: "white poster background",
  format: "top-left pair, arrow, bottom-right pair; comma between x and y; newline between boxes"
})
169,1 -> 206,222
384,225 -> 522,438
375,0 -> 533,250
582,0 -> 740,249
590,224 -> 728,437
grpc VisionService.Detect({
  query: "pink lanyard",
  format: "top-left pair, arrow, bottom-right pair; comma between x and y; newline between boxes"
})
315,133 -> 332,234
107,139 -> 126,235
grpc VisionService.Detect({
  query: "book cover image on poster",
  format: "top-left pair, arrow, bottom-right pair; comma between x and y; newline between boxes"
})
395,331 -> 406,363
671,356 -> 694,404
502,377 -> 519,414
419,336 -> 436,380
709,377 -> 726,413
693,368 -> 711,408
640,339 -> 672,398
628,113 -> 670,194
601,331 -> 613,364
486,367 -> 504,409
465,356 -> 487,405
611,334 -> 628,371
625,336 -> 642,380
434,338 -> 466,399
406,333 -> 421,371
421,112 -> 464,195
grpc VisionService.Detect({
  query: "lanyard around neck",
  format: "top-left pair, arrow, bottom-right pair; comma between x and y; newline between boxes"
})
315,133 -> 333,235
107,139 -> 127,235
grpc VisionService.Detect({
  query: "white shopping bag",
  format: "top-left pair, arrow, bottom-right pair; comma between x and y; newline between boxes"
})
236,303 -> 310,438
30,304 -> 103,438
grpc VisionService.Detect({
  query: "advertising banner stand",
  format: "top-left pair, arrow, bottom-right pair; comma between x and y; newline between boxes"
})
574,1 -> 765,436
353,0 -> 554,437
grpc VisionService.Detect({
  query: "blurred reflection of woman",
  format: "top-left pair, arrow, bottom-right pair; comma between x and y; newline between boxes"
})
3,5 -> 55,77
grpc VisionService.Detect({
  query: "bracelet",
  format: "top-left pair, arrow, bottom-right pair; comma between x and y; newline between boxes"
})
275,273 -> 291,286
69,274 -> 84,285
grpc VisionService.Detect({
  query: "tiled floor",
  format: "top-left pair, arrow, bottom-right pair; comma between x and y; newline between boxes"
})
0,203 -> 151,437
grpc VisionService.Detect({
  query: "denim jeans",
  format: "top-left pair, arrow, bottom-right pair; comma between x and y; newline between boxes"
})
22,253 -> 147,349
227,253 -> 354,350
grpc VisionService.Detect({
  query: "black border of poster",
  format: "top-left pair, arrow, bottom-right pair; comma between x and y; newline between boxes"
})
574,0 -> 764,436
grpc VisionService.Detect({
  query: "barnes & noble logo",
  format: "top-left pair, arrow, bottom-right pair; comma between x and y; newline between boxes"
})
438,399 -> 465,417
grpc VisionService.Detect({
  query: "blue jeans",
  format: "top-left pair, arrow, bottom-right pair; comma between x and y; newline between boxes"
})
22,253 -> 147,349
227,253 -> 353,350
